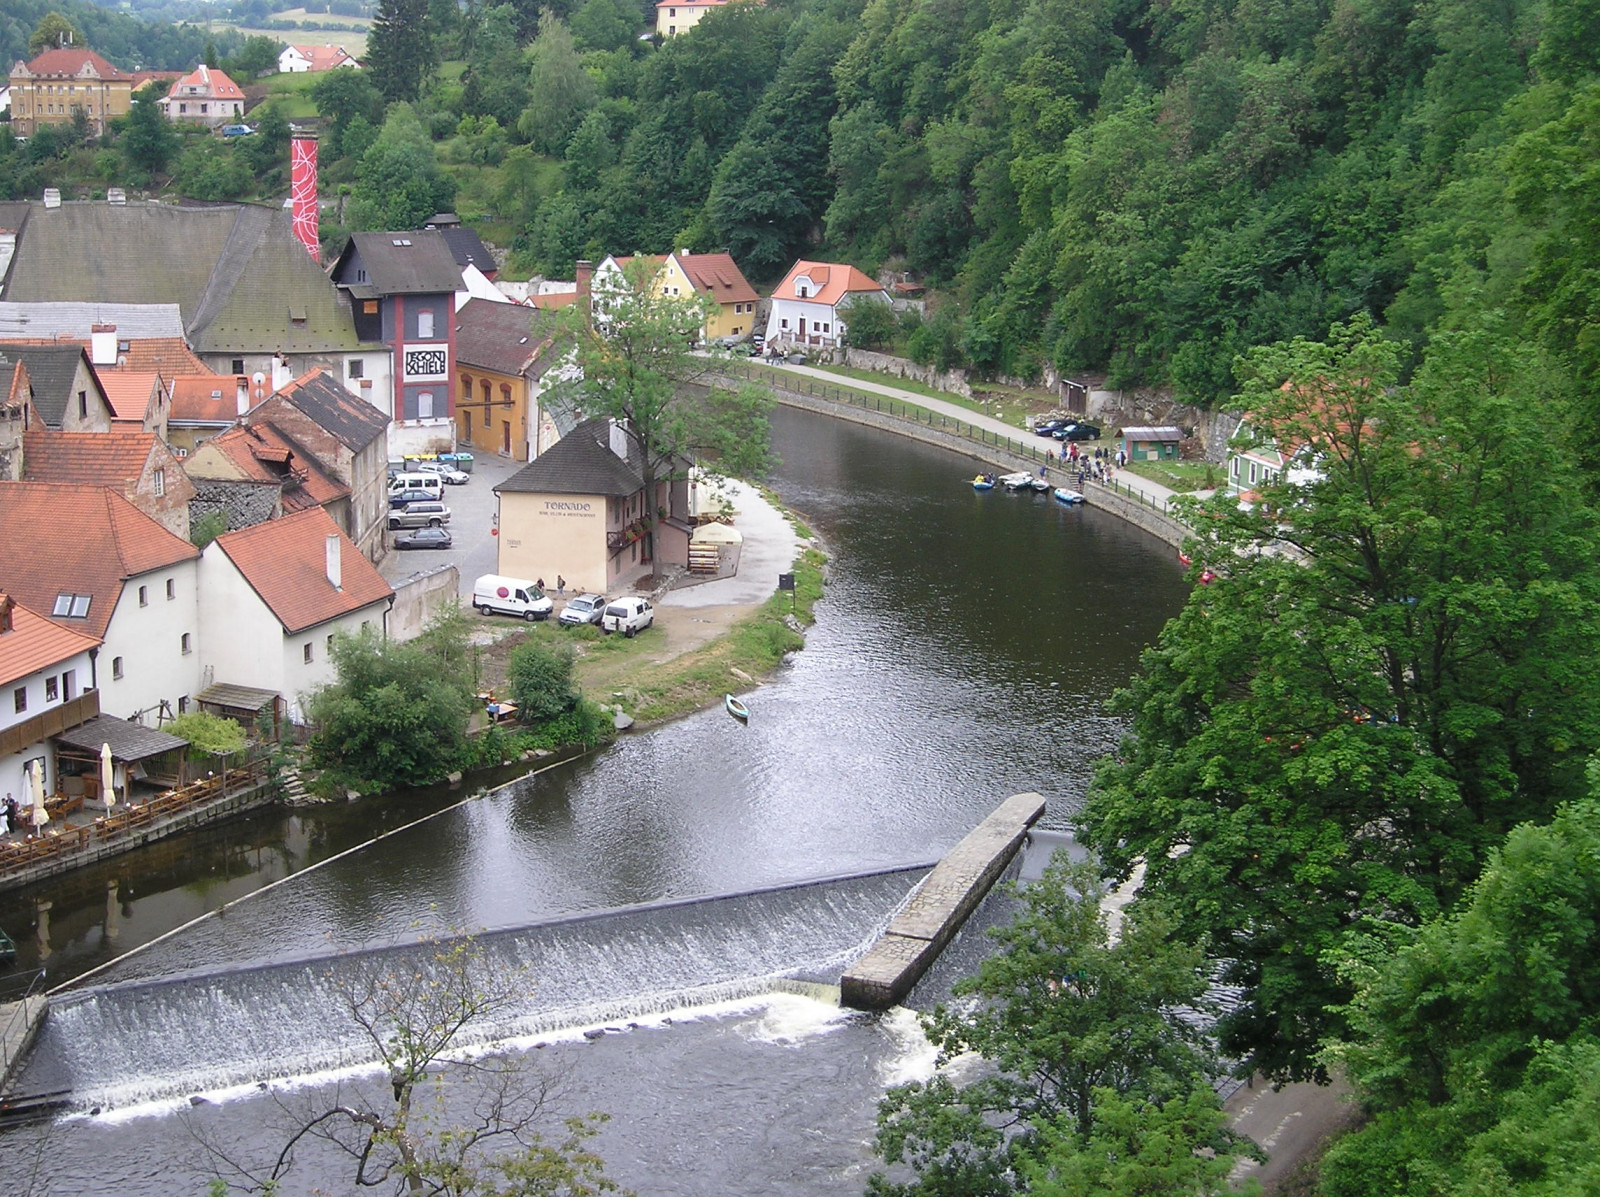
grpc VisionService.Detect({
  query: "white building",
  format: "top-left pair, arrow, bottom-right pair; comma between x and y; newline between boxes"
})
277,44 -> 361,73
763,259 -> 890,351
0,483 -> 202,727
198,507 -> 394,721
0,593 -> 100,806
158,65 -> 245,127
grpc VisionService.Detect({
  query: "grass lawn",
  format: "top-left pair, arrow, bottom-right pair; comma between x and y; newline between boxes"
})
1121,459 -> 1221,492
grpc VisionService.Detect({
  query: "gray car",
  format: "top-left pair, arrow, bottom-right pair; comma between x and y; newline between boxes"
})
388,501 -> 452,529
558,593 -> 609,626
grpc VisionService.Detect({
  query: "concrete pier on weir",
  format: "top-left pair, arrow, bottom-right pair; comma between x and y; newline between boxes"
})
840,792 -> 1046,1009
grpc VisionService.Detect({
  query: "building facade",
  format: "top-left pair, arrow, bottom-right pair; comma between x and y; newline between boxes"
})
158,65 -> 245,127
7,46 -> 133,137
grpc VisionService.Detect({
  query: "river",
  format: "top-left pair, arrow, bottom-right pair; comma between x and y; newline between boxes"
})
0,405 -> 1188,1194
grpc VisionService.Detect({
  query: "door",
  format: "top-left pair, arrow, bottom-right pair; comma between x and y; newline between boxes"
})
502,421 -> 511,455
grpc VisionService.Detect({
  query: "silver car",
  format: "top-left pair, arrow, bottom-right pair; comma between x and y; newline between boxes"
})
558,594 -> 609,627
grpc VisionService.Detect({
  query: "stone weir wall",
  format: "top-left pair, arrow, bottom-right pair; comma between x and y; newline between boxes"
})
841,792 -> 1046,1009
753,383 -> 1189,550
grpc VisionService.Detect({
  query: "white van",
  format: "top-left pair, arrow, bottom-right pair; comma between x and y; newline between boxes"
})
600,596 -> 654,637
473,574 -> 554,621
389,472 -> 444,500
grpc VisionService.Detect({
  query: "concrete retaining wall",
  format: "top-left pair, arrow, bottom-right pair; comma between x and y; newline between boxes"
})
841,792 -> 1046,1009
390,564 -> 460,643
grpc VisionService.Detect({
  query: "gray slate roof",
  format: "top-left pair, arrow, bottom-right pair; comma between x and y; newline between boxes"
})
266,368 -> 389,454
0,302 -> 185,341
496,418 -> 646,497
1122,425 -> 1184,441
0,343 -> 96,427
1,200 -> 364,355
434,226 -> 495,275
453,299 -> 563,376
56,714 -> 188,762
334,231 -> 464,296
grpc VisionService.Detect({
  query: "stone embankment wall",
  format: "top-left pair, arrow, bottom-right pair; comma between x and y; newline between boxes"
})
390,564 -> 460,642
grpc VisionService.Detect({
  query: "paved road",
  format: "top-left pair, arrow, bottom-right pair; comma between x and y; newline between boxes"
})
379,452 -> 525,598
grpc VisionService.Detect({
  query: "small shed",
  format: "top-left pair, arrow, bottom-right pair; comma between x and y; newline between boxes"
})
1122,425 -> 1184,462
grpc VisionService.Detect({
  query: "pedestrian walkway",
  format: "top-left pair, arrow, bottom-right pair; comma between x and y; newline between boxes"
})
756,359 -> 1183,508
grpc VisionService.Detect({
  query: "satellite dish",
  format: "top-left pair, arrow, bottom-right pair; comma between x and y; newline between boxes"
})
252,372 -> 265,385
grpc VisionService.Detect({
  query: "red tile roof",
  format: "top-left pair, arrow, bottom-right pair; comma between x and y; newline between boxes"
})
168,373 -> 241,425
105,338 -> 211,383
0,483 -> 199,640
213,507 -> 391,633
771,260 -> 884,307
21,430 -> 192,504
674,252 -> 757,305
288,44 -> 361,71
0,594 -> 102,689
97,371 -> 162,422
165,65 -> 244,100
22,48 -> 131,81
199,423 -> 348,512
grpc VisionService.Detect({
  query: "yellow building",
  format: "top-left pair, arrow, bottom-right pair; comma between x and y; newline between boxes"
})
454,299 -> 567,463
8,46 -> 133,137
594,251 -> 760,344
655,0 -> 737,37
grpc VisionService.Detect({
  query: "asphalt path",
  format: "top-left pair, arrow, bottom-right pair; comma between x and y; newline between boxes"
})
379,451 -> 524,598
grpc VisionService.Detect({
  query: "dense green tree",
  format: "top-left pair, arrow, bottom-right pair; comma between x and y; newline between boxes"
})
869,858 -> 1253,1197
569,0 -> 641,53
519,10 -> 595,154
366,0 -> 434,103
28,11 -> 82,54
309,67 -> 386,158
506,638 -> 580,721
306,614 -> 475,795
221,33 -> 281,81
460,3 -> 528,129
840,295 -> 896,350
120,80 -> 178,177
1080,316 -> 1600,1082
347,103 -> 457,230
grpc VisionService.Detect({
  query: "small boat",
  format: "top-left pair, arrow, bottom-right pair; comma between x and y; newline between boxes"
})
1000,472 -> 1033,490
1053,487 -> 1086,505
971,474 -> 994,490
1028,477 -> 1052,492
725,694 -> 750,723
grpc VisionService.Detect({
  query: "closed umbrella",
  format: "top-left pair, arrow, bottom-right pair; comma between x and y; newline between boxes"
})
100,742 -> 116,813
29,761 -> 49,833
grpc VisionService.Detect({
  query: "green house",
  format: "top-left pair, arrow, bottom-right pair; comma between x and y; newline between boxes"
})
1122,426 -> 1184,462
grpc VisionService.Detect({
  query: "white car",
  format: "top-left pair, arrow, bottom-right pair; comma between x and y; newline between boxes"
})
558,594 -> 608,627
599,596 -> 654,637
416,461 -> 469,485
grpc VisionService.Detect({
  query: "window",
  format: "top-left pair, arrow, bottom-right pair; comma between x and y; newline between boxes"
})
1249,462 -> 1258,484
78,390 -> 88,419
418,310 -> 435,339
231,358 -> 245,375
780,319 -> 789,330
12,687 -> 24,714
178,696 -> 189,714
62,670 -> 75,701
418,391 -> 435,419
139,585 -> 148,607
348,358 -> 364,379
154,468 -> 165,497
327,634 -> 335,654
181,633 -> 192,655
52,593 -> 91,618
45,676 -> 59,702
304,642 -> 314,664
166,579 -> 176,600
112,657 -> 124,680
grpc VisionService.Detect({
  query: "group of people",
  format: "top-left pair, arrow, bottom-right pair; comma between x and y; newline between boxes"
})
1039,444 -> 1127,488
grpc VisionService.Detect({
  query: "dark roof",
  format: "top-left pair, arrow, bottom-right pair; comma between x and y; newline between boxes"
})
196,682 -> 280,711
0,343 -> 98,427
496,418 -> 647,498
2,202 -> 363,355
56,714 -> 188,762
434,226 -> 495,275
333,232 -> 464,296
264,367 -> 388,454
453,300 -> 562,377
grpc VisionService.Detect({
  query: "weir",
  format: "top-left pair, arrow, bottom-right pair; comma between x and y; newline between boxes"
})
840,792 -> 1046,1008
9,864 -> 932,1111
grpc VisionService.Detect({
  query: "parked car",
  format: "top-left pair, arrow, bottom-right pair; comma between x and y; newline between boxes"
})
389,487 -> 438,509
1054,422 -> 1101,442
388,501 -> 451,529
473,574 -> 554,621
558,593 -> 609,627
1033,419 -> 1069,437
600,596 -> 654,637
415,460 -> 470,485
393,527 -> 454,550
220,124 -> 254,138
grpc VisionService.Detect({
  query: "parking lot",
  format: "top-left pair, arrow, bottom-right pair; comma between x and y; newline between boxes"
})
380,451 -> 524,598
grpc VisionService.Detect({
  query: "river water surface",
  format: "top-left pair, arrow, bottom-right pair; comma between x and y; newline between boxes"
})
0,405 -> 1187,1194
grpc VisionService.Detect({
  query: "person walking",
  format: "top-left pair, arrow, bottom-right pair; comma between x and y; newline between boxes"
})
557,575 -> 566,595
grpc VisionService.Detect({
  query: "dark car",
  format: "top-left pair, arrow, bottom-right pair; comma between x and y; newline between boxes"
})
394,527 -> 454,550
1054,422 -> 1101,442
389,487 -> 436,508
1033,419 -> 1069,437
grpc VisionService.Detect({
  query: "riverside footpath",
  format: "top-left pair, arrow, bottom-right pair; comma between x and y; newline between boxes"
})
720,358 -> 1195,549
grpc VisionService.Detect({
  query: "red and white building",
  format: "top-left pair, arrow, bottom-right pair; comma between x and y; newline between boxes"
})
277,44 -> 361,73
763,260 -> 890,352
158,65 -> 245,127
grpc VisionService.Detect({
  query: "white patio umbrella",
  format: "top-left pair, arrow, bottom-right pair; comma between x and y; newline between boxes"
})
29,761 -> 49,833
100,742 -> 116,812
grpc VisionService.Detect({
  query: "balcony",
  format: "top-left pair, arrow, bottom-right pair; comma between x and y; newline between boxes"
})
0,689 -> 100,759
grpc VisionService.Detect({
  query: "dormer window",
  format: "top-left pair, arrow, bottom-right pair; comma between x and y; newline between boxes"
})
52,593 -> 91,618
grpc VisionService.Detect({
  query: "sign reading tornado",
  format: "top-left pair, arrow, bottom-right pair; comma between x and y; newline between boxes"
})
290,134 -> 320,260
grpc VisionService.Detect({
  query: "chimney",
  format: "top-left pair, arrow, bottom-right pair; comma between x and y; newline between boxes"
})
325,534 -> 342,591
236,375 -> 250,415
289,133 -> 320,260
576,259 -> 593,299
107,187 -> 126,205
43,189 -> 61,209
608,418 -> 629,461
90,324 -> 118,366
679,248 -> 691,258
